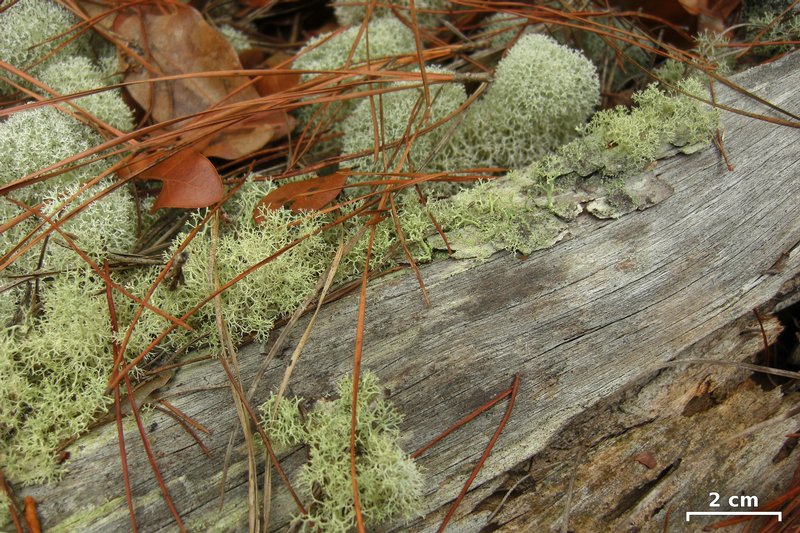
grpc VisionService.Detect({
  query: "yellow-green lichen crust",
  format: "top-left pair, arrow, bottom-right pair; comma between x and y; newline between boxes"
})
560,77 -> 719,178
428,176 -> 568,259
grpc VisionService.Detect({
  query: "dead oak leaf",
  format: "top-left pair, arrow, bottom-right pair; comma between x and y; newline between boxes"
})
253,171 -> 348,221
254,51 -> 301,97
198,52 -> 300,159
113,4 -> 289,159
114,5 -> 249,123
120,148 -> 223,211
195,109 -> 296,160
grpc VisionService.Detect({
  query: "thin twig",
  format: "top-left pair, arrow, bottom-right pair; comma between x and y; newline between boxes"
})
157,400 -> 211,434
275,239 -> 345,401
413,380 -> 515,459
124,374 -> 186,532
153,405 -> 212,457
486,473 -> 533,523
215,353 -> 307,514
350,222 -> 377,533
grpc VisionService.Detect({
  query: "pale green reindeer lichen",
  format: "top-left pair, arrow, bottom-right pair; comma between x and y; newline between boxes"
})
259,395 -> 307,449
39,56 -> 134,132
424,76 -> 718,256
1,272 -> 114,484
119,178 -> 334,361
0,107 -> 103,278
443,34 -> 600,170
292,16 -> 418,151
0,491 -> 10,527
219,24 -> 252,53
260,372 -> 423,532
0,0 -> 138,485
0,106 -> 108,201
741,1 -> 800,58
341,67 -> 466,174
293,17 -> 416,81
0,0 -> 94,95
336,191 -> 434,276
340,66 -> 467,197
482,12 -> 532,48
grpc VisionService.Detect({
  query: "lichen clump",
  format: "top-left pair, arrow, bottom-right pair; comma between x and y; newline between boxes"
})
741,1 -> 799,57
428,176 -> 568,259
293,21 -> 601,176
38,56 -> 134,131
0,107 -> 106,202
0,0 -> 135,485
1,273 -> 114,483
260,373 -> 423,531
341,66 -> 467,178
294,16 -> 416,81
560,77 -> 719,178
0,0 -> 93,95
292,16 -> 418,150
119,180 -> 333,358
446,34 -> 600,170
423,77 -> 718,256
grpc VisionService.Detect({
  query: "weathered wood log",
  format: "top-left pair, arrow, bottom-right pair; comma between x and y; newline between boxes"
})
22,52 -> 800,532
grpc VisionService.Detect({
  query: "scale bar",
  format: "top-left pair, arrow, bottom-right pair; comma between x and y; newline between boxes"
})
686,511 -> 782,522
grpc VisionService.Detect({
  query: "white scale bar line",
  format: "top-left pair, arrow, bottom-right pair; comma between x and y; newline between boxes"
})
686,511 -> 782,522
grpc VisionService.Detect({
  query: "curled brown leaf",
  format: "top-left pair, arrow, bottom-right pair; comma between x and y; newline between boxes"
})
112,3 -> 292,159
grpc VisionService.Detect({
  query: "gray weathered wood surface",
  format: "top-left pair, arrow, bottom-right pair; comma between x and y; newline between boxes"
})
23,53 -> 800,532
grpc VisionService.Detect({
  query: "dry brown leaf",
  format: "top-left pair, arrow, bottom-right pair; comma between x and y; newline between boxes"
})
199,52 -> 299,159
197,109 -> 295,160
678,0 -> 740,17
253,171 -> 348,221
678,0 -> 705,15
678,0 -> 741,32
254,72 -> 301,98
254,52 -> 301,97
238,49 -> 265,69
120,148 -> 223,211
114,5 -> 255,123
111,4 -> 289,159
